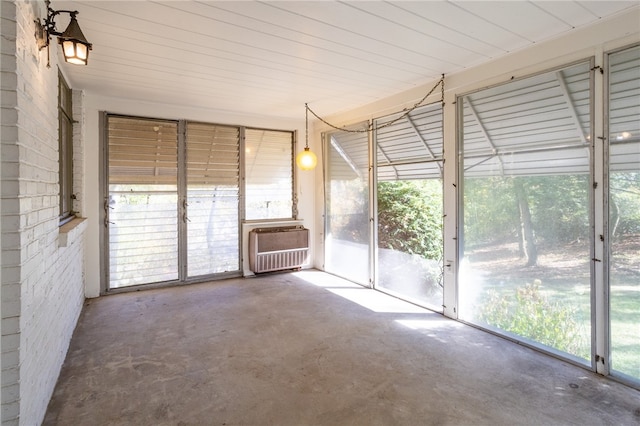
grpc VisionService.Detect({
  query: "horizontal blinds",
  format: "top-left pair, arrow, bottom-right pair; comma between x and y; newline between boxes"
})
187,123 -> 240,186
186,122 -> 240,276
107,116 -> 179,288
108,117 -> 178,185
245,128 -> 293,219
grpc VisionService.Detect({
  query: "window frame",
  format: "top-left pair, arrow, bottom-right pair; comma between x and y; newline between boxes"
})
58,71 -> 74,225
243,127 -> 296,221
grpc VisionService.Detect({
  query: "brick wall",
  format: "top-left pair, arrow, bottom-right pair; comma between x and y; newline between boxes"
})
1,1 -> 22,423
1,1 -> 86,424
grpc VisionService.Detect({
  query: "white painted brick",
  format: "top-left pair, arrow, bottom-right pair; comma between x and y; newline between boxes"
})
0,105 -> 17,124
1,1 -> 87,424
0,334 -> 19,353
0,318 -> 19,336
1,283 -> 20,304
1,384 -> 19,404
1,267 -> 20,287
1,400 -> 19,422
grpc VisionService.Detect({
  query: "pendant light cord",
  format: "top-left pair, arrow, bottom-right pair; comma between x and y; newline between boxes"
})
306,74 -> 445,133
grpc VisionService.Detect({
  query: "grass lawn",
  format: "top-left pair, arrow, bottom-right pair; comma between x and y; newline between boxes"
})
462,239 -> 639,380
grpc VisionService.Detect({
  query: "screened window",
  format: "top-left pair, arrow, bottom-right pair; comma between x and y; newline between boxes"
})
245,128 -> 294,220
459,61 -> 592,362
324,125 -> 370,286
375,103 -> 444,310
58,72 -> 74,224
607,44 -> 640,382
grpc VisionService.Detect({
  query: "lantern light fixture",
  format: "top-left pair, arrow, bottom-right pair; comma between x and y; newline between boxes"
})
296,104 -> 318,171
35,0 -> 92,67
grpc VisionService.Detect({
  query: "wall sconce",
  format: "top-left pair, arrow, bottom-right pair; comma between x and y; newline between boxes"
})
35,0 -> 92,67
296,104 -> 318,171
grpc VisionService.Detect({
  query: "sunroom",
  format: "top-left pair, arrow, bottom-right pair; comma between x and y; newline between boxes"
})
1,1 -> 639,424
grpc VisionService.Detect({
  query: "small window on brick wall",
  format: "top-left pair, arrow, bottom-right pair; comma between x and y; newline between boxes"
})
59,71 -> 74,225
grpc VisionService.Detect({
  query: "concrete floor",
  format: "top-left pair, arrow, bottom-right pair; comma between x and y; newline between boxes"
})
44,270 -> 640,425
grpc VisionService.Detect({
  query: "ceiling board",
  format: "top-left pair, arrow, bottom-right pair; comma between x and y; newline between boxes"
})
52,0 -> 639,120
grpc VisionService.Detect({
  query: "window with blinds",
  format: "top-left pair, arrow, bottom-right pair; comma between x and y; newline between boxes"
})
107,117 -> 179,288
186,122 -> 240,276
104,114 -> 295,289
245,128 -> 294,220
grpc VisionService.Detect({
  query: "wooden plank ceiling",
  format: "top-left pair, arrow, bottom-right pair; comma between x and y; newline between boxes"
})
52,1 -> 638,120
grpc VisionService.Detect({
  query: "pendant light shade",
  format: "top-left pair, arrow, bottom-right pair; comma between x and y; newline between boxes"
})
298,103 -> 318,171
296,147 -> 317,170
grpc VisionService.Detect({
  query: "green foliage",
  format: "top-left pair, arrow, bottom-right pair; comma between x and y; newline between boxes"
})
377,180 -> 443,261
525,175 -> 589,244
479,280 -> 587,356
611,172 -> 640,236
464,175 -> 590,247
464,177 -> 518,245
329,180 -> 369,243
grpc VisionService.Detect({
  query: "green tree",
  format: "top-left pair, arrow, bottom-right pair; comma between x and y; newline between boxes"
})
463,177 -> 518,247
377,180 -> 443,261
525,175 -> 589,245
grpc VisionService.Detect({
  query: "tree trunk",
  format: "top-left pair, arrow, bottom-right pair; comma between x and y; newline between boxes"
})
610,195 -> 620,240
514,179 -> 537,266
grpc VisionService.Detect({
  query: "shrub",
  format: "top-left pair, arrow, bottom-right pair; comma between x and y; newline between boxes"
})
479,280 -> 586,356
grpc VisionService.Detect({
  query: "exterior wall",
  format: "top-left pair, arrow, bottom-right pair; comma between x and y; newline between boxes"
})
1,2 -> 20,423
1,1 -> 87,424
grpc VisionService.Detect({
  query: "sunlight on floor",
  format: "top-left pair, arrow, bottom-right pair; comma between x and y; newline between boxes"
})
395,319 -> 464,331
293,270 -> 429,314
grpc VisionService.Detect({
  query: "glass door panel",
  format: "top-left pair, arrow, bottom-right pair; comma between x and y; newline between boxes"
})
186,123 -> 240,277
459,62 -> 592,361
107,117 -> 179,288
325,128 -> 370,285
375,104 -> 444,310
608,45 -> 640,381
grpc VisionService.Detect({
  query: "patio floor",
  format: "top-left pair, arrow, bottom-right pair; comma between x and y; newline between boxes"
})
44,270 -> 640,425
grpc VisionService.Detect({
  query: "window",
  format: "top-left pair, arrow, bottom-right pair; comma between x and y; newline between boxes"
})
244,128 -> 294,220
103,114 -> 294,289
607,44 -> 640,382
324,124 -> 370,286
374,103 -> 444,310
58,72 -> 74,224
458,61 -> 592,362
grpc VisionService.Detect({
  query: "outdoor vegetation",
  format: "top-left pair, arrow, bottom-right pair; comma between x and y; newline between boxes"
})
328,168 -> 638,378
464,174 -> 639,376
377,180 -> 443,263
376,180 -> 444,304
